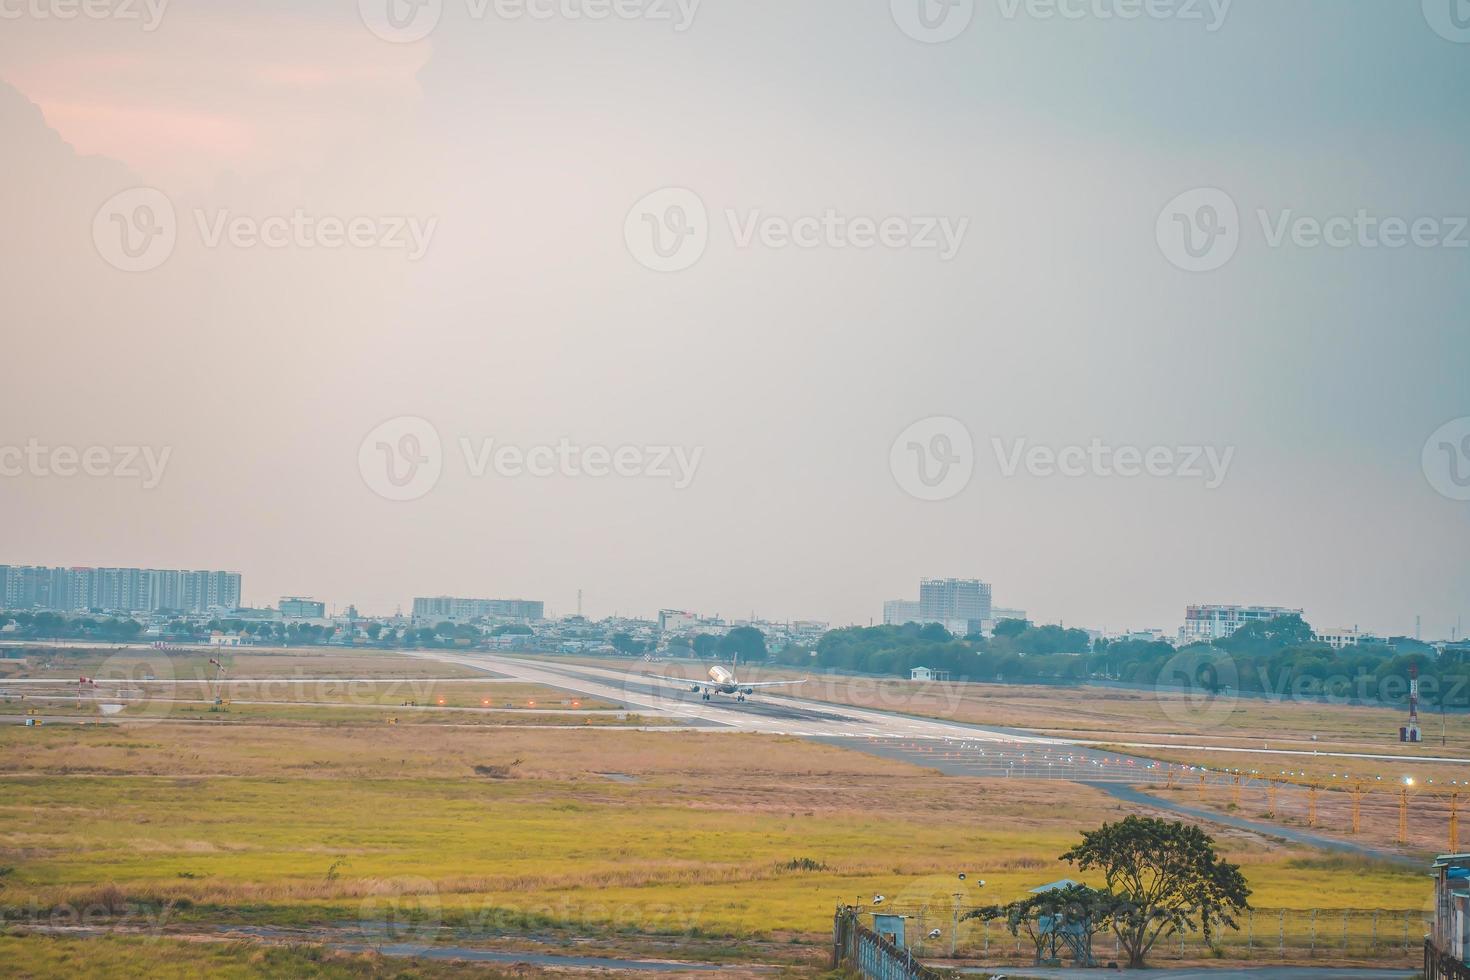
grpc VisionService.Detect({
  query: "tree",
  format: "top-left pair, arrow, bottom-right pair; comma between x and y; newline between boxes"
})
1062,816 -> 1249,967
691,633 -> 720,659
610,632 -> 642,656
994,618 -> 1030,638
968,884 -> 1114,966
917,622 -> 952,643
719,626 -> 767,663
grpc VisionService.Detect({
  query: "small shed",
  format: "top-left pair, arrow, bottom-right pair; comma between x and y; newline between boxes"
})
872,913 -> 907,949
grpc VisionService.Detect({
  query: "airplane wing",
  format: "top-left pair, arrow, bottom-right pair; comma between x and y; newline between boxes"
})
646,674 -> 708,688
734,679 -> 807,689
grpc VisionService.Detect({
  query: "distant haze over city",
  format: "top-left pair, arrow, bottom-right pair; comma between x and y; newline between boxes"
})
1,3 -> 1467,639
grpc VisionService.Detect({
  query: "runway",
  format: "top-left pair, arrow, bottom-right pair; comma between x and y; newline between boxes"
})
390,652 -> 1464,862
405,651 -> 1059,743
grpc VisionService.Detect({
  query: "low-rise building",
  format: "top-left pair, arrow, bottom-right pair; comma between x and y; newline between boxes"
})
279,597 -> 327,619
1314,626 -> 1385,650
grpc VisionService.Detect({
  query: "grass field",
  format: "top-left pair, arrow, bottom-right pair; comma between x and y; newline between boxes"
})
0,726 -> 1429,928
0,933 -> 741,980
0,646 -> 490,681
0,647 -> 640,727
1111,746 -> 1470,855
0,648 -> 1448,975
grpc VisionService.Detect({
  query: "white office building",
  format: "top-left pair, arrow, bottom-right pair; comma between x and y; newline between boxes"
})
1179,604 -> 1303,643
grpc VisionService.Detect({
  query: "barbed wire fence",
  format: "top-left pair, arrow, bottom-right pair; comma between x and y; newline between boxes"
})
878,905 -> 1428,965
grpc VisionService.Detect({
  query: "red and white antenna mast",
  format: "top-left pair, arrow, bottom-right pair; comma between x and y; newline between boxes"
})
1402,665 -> 1423,743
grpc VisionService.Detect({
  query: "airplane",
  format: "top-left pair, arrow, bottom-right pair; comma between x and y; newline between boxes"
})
649,655 -> 806,702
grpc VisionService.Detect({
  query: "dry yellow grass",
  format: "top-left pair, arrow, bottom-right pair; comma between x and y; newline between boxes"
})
0,724 -> 1431,934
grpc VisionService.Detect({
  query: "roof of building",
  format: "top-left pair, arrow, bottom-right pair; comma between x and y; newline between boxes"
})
1029,878 -> 1083,894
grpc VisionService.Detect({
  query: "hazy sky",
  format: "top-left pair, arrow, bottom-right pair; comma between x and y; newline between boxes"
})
2,0 -> 1467,636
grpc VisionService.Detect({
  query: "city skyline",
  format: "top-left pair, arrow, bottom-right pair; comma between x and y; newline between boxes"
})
0,554 -> 1462,641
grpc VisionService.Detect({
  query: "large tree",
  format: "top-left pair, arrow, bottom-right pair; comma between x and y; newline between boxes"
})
719,626 -> 767,663
1061,816 -> 1249,968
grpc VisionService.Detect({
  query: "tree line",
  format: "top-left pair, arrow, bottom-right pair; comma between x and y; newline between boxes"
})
771,615 -> 1470,708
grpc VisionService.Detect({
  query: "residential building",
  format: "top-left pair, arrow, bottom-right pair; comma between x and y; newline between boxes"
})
0,564 -> 240,613
658,609 -> 698,633
279,597 -> 327,619
1314,626 -> 1384,650
883,600 -> 921,626
919,578 -> 992,633
1179,604 -> 1303,643
883,579 -> 993,634
412,596 -> 545,622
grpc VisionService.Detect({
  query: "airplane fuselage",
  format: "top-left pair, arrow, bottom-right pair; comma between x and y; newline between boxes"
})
704,665 -> 746,695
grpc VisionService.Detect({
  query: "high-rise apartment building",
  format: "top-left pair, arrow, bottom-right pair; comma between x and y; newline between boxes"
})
0,564 -> 241,614
883,578 -> 993,634
919,578 -> 993,626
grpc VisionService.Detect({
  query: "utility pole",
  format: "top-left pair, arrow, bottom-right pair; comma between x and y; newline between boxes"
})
1399,779 -> 1415,846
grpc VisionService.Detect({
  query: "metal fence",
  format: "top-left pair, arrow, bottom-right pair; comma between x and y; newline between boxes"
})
871,905 -> 1430,966
1427,938 -> 1470,980
833,907 -> 944,980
